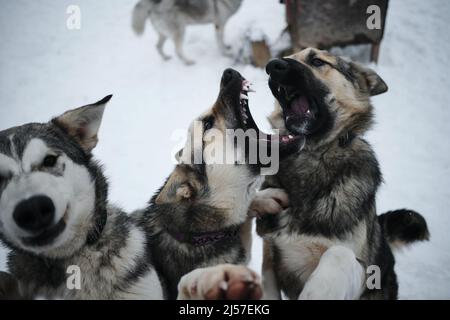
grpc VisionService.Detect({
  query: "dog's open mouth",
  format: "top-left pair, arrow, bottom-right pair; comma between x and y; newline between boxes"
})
270,81 -> 318,136
266,58 -> 332,138
237,79 -> 257,130
21,207 -> 68,247
234,76 -> 304,153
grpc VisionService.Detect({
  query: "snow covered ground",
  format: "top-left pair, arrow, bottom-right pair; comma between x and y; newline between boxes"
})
0,0 -> 449,299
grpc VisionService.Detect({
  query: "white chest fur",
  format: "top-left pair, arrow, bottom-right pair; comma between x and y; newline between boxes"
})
274,221 -> 367,285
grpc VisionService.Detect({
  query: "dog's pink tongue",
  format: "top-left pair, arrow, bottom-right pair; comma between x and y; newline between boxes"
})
291,96 -> 309,114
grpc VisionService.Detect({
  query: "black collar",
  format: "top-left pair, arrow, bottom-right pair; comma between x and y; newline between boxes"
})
86,208 -> 107,246
167,226 -> 240,247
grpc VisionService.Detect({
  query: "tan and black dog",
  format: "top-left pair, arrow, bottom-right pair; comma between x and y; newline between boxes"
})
144,68 -> 301,300
252,48 -> 429,300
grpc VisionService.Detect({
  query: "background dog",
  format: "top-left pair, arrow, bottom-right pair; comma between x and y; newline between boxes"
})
0,95 -> 260,299
132,0 -> 242,65
253,48 -> 430,300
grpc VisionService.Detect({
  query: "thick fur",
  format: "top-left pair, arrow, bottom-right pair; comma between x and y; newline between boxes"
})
132,0 -> 242,64
0,96 -> 260,300
256,48 -> 429,300
143,69 -> 264,299
0,96 -> 164,299
378,209 -> 430,250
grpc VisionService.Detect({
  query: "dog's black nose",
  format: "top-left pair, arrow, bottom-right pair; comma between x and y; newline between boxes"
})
266,59 -> 289,77
221,68 -> 240,86
13,196 -> 55,232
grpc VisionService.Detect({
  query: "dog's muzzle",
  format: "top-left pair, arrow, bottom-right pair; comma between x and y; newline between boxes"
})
13,195 -> 67,247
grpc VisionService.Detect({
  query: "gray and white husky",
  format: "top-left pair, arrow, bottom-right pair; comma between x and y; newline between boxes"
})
132,0 -> 242,65
0,95 -> 261,300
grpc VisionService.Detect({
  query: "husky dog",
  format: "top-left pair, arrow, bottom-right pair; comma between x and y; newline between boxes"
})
0,95 -> 260,300
144,68 -> 300,300
252,48 -> 430,300
132,0 -> 242,65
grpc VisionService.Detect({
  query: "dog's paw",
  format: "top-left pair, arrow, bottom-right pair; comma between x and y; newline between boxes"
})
249,188 -> 290,218
0,271 -> 22,300
183,59 -> 196,66
299,246 -> 365,300
177,264 -> 262,300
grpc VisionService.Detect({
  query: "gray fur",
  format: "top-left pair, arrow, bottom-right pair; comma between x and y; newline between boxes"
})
142,69 -> 260,299
258,49 -> 427,300
0,97 -> 163,299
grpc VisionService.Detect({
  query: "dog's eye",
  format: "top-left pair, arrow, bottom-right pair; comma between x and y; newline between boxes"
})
311,58 -> 325,67
203,116 -> 215,132
42,155 -> 59,168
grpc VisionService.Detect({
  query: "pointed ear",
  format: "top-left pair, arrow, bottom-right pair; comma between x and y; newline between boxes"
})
155,165 -> 200,205
350,62 -> 388,96
175,148 -> 183,163
52,95 -> 112,153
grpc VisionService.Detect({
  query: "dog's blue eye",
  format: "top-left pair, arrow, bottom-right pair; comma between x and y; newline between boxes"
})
42,155 -> 58,168
311,58 -> 325,67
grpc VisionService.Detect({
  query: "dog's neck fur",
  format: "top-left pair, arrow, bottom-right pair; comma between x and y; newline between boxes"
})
5,161 -> 158,299
301,105 -> 374,154
145,173 -> 253,299
8,205 -> 154,299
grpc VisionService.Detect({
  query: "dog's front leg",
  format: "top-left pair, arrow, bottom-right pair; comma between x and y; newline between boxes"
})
173,30 -> 195,66
177,264 -> 262,300
261,241 -> 282,300
248,188 -> 290,218
0,271 -> 23,299
299,246 -> 365,300
215,24 -> 232,56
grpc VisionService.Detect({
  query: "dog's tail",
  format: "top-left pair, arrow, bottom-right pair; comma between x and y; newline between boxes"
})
378,209 -> 430,251
132,0 -> 154,35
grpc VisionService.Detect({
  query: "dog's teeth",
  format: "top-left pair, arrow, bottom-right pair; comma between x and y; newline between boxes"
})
240,94 -> 248,100
244,119 -> 247,124
306,110 -> 311,115
277,86 -> 281,93
288,135 -> 293,139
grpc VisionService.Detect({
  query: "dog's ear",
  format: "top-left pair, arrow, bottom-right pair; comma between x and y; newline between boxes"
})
175,148 -> 183,163
155,165 -> 200,204
350,62 -> 388,96
52,95 -> 112,153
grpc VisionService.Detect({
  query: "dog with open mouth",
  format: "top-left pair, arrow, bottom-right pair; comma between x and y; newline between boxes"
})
144,68 -> 302,300
252,48 -> 430,300
0,95 -> 261,300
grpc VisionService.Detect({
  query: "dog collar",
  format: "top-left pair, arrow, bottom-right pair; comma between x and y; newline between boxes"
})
168,227 -> 240,247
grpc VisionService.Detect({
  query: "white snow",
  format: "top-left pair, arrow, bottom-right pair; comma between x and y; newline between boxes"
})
0,0 -> 449,299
